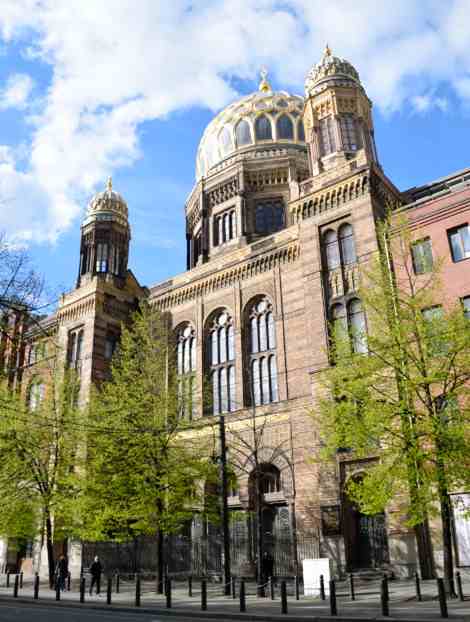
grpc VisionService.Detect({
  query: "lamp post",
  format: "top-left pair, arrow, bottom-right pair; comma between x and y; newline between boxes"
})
219,415 -> 231,595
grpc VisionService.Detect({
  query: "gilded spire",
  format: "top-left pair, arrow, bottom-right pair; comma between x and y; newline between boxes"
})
107,176 -> 113,192
324,43 -> 332,57
258,67 -> 272,93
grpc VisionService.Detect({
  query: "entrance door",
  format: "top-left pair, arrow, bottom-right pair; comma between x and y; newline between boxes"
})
344,488 -> 389,570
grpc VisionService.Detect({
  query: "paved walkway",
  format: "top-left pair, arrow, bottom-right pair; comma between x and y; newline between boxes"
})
0,577 -> 469,621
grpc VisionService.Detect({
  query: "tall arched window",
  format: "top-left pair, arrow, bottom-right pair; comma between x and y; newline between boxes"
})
207,310 -> 236,414
218,126 -> 233,156
235,119 -> 252,147
255,199 -> 284,234
348,299 -> 367,353
255,115 -> 272,141
96,242 -> 108,272
176,324 -> 196,419
331,303 -> 347,339
248,298 -> 278,406
339,223 -> 356,265
28,381 -> 45,412
214,209 -> 236,247
298,120 -> 305,142
259,464 -> 281,494
276,114 -> 293,139
323,230 -> 340,270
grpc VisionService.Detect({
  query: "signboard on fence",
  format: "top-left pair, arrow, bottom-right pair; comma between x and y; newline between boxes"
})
302,558 -> 332,596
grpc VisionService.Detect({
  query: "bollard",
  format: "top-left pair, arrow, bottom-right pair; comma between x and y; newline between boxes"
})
55,577 -> 61,601
349,573 -> 355,600
456,571 -> 464,602
437,578 -> 448,618
383,573 -> 389,602
67,571 -> 71,591
381,578 -> 389,617
13,574 -> 19,598
116,573 -> 120,594
34,573 -> 39,600
19,572 -> 23,589
188,575 -> 192,597
231,576 -> 236,599
135,574 -> 141,607
239,579 -> 246,613
329,580 -> 337,616
295,574 -> 300,600
165,577 -> 172,608
6,571 -> 10,588
106,577 -> 112,605
415,571 -> 422,602
80,576 -> 85,603
280,580 -> 288,614
269,576 -> 275,600
319,574 -> 325,600
201,579 -> 207,611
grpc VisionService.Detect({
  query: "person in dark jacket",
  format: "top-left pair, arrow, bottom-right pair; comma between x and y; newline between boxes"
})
262,551 -> 274,582
89,556 -> 102,596
55,555 -> 68,591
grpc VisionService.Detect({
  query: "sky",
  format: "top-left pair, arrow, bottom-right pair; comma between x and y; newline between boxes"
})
0,0 -> 469,297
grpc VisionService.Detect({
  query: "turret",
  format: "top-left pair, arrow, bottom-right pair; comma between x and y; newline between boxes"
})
303,45 -> 379,176
77,178 -> 130,287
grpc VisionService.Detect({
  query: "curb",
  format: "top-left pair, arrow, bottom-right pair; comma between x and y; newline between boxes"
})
0,596 -> 467,622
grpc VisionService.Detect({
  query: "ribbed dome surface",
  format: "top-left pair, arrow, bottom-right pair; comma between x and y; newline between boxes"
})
84,178 -> 128,227
305,45 -> 361,96
196,75 -> 306,180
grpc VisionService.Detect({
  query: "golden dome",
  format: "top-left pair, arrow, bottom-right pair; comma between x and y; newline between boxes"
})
83,177 -> 129,227
196,71 -> 306,180
305,45 -> 361,96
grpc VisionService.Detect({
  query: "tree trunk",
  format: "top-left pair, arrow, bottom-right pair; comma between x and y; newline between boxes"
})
438,482 -> 456,596
414,520 -> 435,579
45,512 -> 55,589
156,529 -> 164,594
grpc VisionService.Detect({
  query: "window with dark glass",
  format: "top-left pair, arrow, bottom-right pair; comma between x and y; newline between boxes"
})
298,120 -> 305,142
255,115 -> 272,141
260,464 -> 281,494
338,224 -> 356,265
96,242 -> 108,273
411,238 -> 433,274
323,223 -> 356,273
276,114 -> 294,140
214,209 -> 236,246
448,224 -> 470,262
235,119 -> 252,146
319,116 -> 336,156
248,298 -> 278,406
105,333 -> 119,360
207,311 -> 235,415
67,328 -> 84,370
348,299 -> 367,353
28,381 -> 45,412
340,114 -> 359,151
462,296 -> 470,319
177,324 -> 196,419
254,199 -> 284,234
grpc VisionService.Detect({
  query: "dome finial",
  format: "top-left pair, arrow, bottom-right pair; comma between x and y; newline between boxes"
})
107,176 -> 113,192
324,43 -> 332,57
259,67 -> 272,93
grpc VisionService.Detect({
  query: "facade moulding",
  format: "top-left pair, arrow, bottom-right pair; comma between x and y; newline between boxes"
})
152,240 -> 300,310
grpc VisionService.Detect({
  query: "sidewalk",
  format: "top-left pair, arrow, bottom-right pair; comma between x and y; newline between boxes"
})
0,577 -> 469,621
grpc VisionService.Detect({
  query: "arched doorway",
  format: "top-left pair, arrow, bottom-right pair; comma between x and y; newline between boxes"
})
343,474 -> 389,570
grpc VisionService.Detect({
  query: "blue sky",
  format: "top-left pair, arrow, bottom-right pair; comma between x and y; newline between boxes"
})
0,1 -> 469,297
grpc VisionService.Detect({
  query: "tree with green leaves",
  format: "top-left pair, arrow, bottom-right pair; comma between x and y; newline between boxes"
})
78,303 -> 218,587
318,215 -> 470,593
0,363 -> 81,586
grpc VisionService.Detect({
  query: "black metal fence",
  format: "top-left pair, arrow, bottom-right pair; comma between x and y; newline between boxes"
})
83,533 -> 320,578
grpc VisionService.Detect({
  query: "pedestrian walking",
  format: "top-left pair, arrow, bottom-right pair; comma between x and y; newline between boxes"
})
89,556 -> 102,596
55,555 -> 68,591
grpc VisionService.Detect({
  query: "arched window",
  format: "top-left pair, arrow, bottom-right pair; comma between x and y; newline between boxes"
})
235,119 -> 252,147
176,324 -> 197,419
96,242 -> 108,273
28,382 -> 45,412
319,116 -> 336,156
248,298 -> 278,406
206,310 -> 236,414
259,464 -> 281,494
214,209 -> 236,247
276,114 -> 294,140
323,230 -> 340,270
255,199 -> 284,234
339,223 -> 356,265
348,299 -> 367,353
331,303 -> 347,339
298,120 -> 305,142
218,126 -> 233,156
255,115 -> 272,141
340,114 -> 359,151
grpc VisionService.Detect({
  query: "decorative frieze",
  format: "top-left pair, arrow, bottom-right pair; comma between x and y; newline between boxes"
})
245,168 -> 288,192
207,176 -> 239,208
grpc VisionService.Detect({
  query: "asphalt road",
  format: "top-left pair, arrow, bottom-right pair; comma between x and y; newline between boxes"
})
0,602 -> 213,622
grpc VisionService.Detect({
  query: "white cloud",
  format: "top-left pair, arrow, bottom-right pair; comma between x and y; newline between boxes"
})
0,1 -> 468,244
0,73 -> 33,109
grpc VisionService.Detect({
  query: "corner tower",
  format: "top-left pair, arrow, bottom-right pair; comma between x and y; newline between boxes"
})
77,178 -> 131,288
303,45 -> 379,177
